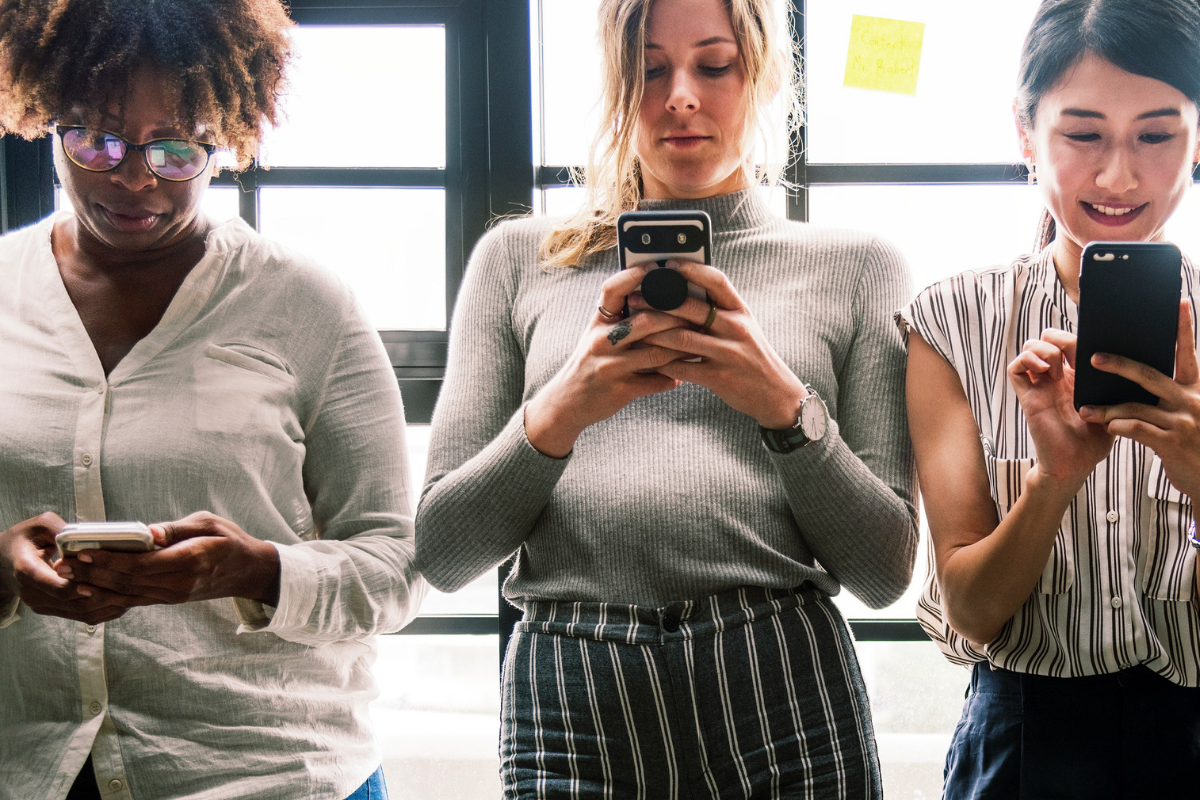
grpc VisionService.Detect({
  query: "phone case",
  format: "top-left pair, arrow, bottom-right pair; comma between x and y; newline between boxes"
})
1073,241 -> 1182,410
617,210 -> 712,312
56,522 -> 155,557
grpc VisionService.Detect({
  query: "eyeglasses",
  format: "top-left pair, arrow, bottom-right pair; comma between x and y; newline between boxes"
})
55,126 -> 217,182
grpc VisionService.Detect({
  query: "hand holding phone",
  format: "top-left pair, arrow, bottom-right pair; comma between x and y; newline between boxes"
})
56,522 -> 155,559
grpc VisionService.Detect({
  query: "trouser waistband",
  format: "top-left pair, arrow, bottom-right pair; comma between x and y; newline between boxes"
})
519,583 -> 826,644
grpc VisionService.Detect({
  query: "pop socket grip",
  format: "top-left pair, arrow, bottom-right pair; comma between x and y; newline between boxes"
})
641,264 -> 689,311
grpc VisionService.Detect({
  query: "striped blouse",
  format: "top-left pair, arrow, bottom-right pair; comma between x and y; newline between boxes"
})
899,247 -> 1200,686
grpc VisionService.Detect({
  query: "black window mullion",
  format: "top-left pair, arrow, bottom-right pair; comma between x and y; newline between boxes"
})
1,135 -> 54,234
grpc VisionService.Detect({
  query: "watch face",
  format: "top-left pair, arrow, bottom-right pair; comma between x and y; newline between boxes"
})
801,395 -> 827,441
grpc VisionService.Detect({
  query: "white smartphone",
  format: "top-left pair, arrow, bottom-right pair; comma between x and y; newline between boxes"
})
56,522 -> 155,558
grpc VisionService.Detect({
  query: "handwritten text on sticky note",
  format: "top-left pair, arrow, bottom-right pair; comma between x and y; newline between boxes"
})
843,15 -> 925,96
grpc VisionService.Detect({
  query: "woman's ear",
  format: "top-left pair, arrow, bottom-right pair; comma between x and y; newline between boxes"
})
1014,101 -> 1035,163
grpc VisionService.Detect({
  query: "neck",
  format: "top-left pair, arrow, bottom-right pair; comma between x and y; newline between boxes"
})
1051,236 -> 1083,305
56,213 -> 212,280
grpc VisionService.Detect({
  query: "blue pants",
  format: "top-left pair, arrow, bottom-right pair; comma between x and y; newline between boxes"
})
501,585 -> 882,799
944,663 -> 1200,800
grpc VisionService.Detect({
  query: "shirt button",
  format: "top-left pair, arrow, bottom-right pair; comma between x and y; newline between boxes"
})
85,625 -> 97,634
108,779 -> 123,791
89,701 -> 102,715
1111,596 -> 1123,609
80,453 -> 93,467
1106,510 -> 1119,523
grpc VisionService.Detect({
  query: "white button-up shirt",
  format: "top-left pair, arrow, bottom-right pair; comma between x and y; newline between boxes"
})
0,215 -> 425,800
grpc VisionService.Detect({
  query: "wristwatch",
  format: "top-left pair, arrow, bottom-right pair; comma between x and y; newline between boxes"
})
760,386 -> 829,454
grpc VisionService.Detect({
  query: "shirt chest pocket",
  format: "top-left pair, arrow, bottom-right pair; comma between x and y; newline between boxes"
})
1142,455 -> 1196,602
985,452 -> 1075,595
194,344 -> 298,435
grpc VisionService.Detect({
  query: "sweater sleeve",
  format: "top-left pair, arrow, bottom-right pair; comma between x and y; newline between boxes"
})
233,289 -> 426,644
415,225 -> 571,592
768,236 -> 919,609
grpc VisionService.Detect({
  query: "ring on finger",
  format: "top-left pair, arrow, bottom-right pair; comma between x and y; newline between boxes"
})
597,304 -> 621,322
701,303 -> 718,333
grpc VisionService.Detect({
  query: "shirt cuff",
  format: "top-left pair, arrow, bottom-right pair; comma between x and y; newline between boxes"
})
0,593 -> 20,629
234,542 -> 318,636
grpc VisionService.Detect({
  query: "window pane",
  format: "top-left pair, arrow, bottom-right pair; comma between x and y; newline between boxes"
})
857,640 -> 969,797
374,635 -> 501,800
262,26 -> 445,168
200,186 -> 240,222
539,0 -> 603,166
809,184 -> 1046,293
1165,184 -> 1200,259
806,1 -> 1041,163
259,187 -> 446,330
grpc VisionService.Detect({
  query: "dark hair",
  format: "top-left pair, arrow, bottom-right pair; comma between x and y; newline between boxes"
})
1018,0 -> 1200,129
1017,0 -> 1200,249
0,0 -> 294,168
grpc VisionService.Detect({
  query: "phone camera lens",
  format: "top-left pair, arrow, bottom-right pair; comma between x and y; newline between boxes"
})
641,233 -> 652,245
677,233 -> 687,244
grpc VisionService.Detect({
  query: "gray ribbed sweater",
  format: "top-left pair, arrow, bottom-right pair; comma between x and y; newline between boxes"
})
415,189 -> 918,609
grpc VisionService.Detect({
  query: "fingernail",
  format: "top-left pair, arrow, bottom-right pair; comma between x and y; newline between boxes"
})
77,586 -> 92,597
78,553 -> 93,564
1092,353 -> 1109,364
59,568 -> 74,579
1079,406 -> 1094,418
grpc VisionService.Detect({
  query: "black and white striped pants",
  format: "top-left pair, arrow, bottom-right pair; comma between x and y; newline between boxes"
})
500,585 -> 882,799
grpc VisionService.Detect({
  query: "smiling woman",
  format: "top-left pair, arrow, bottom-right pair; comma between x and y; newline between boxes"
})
0,2 -> 425,800
899,0 -> 1200,796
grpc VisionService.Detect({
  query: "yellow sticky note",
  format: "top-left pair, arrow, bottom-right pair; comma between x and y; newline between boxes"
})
843,15 -> 925,96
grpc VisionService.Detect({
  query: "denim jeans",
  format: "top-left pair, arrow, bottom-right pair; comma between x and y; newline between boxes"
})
345,767 -> 389,800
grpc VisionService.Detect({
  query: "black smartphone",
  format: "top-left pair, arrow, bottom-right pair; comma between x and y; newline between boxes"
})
1073,241 -> 1182,410
617,210 -> 712,312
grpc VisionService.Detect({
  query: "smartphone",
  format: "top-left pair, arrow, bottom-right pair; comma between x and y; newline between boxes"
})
617,210 -> 712,312
56,522 -> 155,558
1073,241 -> 1182,410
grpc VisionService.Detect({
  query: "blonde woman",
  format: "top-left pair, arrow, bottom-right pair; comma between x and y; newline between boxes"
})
416,0 -> 916,795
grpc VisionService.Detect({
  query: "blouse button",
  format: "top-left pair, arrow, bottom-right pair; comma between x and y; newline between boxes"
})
108,779 -> 123,792
1106,510 -> 1119,523
89,701 -> 102,715
80,453 -> 93,467
85,625 -> 97,634
1110,596 -> 1123,609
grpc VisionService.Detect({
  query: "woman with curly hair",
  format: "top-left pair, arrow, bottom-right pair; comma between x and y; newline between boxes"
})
0,2 -> 423,799
416,0 -> 916,795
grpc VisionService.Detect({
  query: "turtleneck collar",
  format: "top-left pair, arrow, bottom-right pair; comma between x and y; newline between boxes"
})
637,187 -> 774,233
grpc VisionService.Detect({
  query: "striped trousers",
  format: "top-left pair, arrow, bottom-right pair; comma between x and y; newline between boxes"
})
500,585 -> 882,799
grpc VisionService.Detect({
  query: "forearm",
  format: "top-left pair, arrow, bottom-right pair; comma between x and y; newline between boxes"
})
938,463 -> 1081,644
416,410 -> 569,591
772,423 -> 918,609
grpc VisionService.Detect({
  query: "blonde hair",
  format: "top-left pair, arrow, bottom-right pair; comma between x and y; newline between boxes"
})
539,0 -> 803,268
